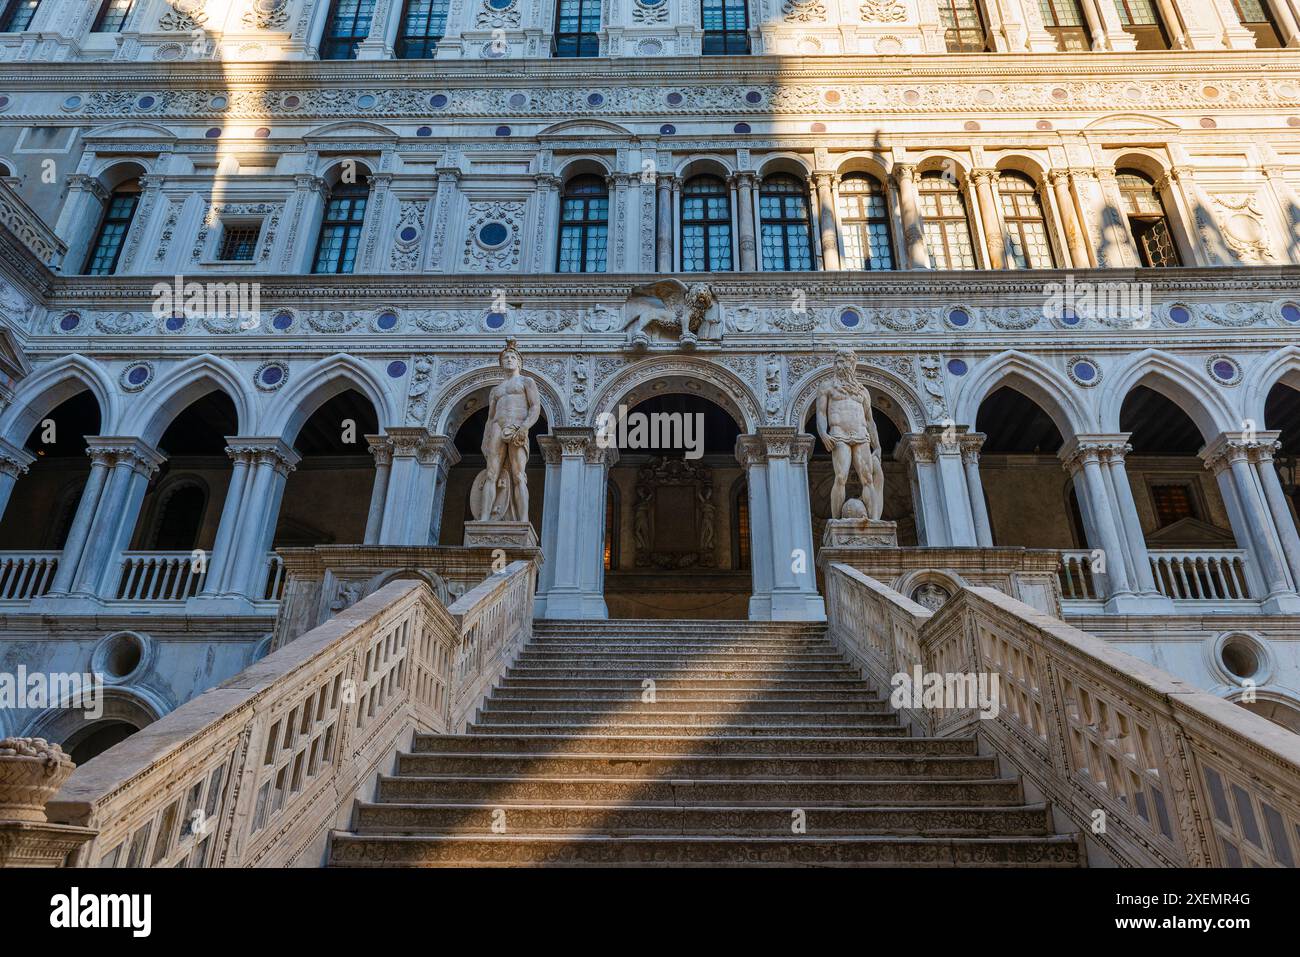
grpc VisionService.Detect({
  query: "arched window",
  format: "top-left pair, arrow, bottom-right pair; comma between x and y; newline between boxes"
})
1232,0 -> 1283,47
918,171 -> 976,270
730,478 -> 750,570
837,173 -> 894,271
312,176 -> 370,274
0,0 -> 40,32
84,178 -> 140,276
938,0 -> 988,52
1116,169 -> 1181,267
758,174 -> 814,271
320,0 -> 375,60
557,175 -> 609,273
1114,0 -> 1170,49
554,0 -> 600,56
1039,0 -> 1090,50
998,172 -> 1056,269
396,0 -> 449,58
702,0 -> 750,54
681,175 -> 733,272
92,0 -> 132,32
149,482 -> 207,551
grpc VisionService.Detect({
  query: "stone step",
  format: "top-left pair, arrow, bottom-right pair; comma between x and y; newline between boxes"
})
506,666 -> 861,680
373,773 -> 1026,807
393,752 -> 1000,779
348,802 -> 1055,837
534,620 -> 827,632
412,733 -> 969,757
481,697 -> 890,714
474,709 -> 899,728
515,650 -> 849,663
490,686 -> 880,703
328,832 -> 1082,867
497,676 -> 874,692
527,639 -> 837,651
468,722 -> 908,738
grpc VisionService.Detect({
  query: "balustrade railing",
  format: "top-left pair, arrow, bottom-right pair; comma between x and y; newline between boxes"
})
825,562 -> 1300,867
47,560 -> 537,868
1056,551 -> 1099,600
263,553 -> 286,601
116,552 -> 207,601
1149,549 -> 1252,601
0,552 -> 59,600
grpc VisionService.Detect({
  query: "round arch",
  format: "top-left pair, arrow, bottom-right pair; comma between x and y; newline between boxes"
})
87,159 -> 150,191
756,153 -> 813,180
834,153 -> 893,182
264,353 -> 398,444
556,156 -> 613,182
22,685 -> 167,755
588,357 -> 762,433
1108,150 -> 1173,183
675,155 -> 735,180
953,351 -> 1089,438
430,365 -> 567,438
992,153 -> 1051,184
787,361 -> 926,435
122,353 -> 250,445
0,354 -> 117,445
1100,350 -> 1236,442
1244,345 -> 1300,427
914,152 -> 974,187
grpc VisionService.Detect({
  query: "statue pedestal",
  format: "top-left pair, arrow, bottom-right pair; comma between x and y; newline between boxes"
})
463,520 -> 538,549
821,518 -> 898,549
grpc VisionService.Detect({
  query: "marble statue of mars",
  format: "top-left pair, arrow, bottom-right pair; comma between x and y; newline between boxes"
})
475,339 -> 541,523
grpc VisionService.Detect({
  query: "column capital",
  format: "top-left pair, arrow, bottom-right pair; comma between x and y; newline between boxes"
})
223,436 -> 301,475
534,172 -> 562,190
382,427 -> 461,467
293,173 -> 329,196
539,427 -> 615,466
657,173 -> 676,190
736,428 -> 814,467
813,170 -> 836,188
0,437 -> 35,477
85,436 -> 167,477
365,433 -> 393,467
1058,433 -> 1133,472
1046,168 -> 1071,187
895,432 -> 936,466
66,173 -> 110,203
728,171 -> 756,189
958,431 -> 986,465
969,168 -> 1001,186
892,163 -> 918,184
1200,431 -> 1281,472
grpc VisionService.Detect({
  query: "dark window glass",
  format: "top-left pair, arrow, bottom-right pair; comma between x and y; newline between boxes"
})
938,0 -> 988,52
554,0 -> 600,56
321,0 -> 375,60
701,0 -> 749,54
93,0 -> 133,32
557,174 -> 609,273
1117,169 -> 1181,267
1114,0 -> 1171,50
0,0 -> 40,32
312,179 -> 369,274
998,172 -> 1056,269
1232,0 -> 1283,47
218,224 -> 261,262
397,0 -> 450,58
153,485 -> 206,551
84,181 -> 140,276
759,174 -> 813,271
1152,484 -> 1197,527
837,173 -> 894,271
1039,0 -> 1090,50
918,171 -> 976,269
680,175 -> 732,272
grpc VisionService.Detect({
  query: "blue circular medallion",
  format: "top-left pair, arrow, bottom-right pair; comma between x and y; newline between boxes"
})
386,360 -> 408,379
260,365 -> 283,386
430,94 -> 448,108
357,94 -> 376,109
416,125 -> 432,137
165,315 -> 185,332
1060,307 -> 1079,326
136,96 -> 155,110
839,309 -> 860,328
660,124 -> 676,135
272,310 -> 294,331
485,311 -> 507,329
588,93 -> 604,107
59,313 -> 80,332
745,91 -> 762,104
126,365 -> 150,386
204,127 -> 221,138
479,222 -> 508,246
399,226 -> 418,242
948,308 -> 970,327
947,358 -> 968,376
377,311 -> 398,330
495,125 -> 511,137
1072,361 -> 1097,383
1283,303 -> 1300,324
1169,304 -> 1191,325
733,122 -> 751,134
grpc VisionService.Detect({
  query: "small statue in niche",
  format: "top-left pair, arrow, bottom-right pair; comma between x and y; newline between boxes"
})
633,486 -> 653,559
697,485 -> 717,562
815,348 -> 885,521
471,338 -> 540,522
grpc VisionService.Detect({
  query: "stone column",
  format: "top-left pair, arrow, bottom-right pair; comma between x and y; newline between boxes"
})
378,429 -> 460,546
893,164 -> 931,269
363,434 -> 394,545
1060,437 -> 1134,603
1265,0 -> 1300,45
960,432 -> 994,547
1154,167 -> 1200,266
1088,167 -> 1142,268
732,172 -> 758,271
1048,169 -> 1091,268
55,174 -> 109,275
1076,0 -> 1106,48
531,173 -> 562,272
223,439 -> 300,600
970,169 -> 1007,269
607,173 -> 632,271
736,429 -> 825,621
1250,433 -> 1300,588
814,172 -> 840,271
536,428 -> 614,619
280,173 -> 328,272
656,174 -> 674,272
46,447 -> 115,595
358,170 -> 393,272
1090,0 -> 1139,48
1154,0 -> 1190,47
0,438 -> 34,522
197,444 -> 254,598
896,433 -> 945,545
67,438 -> 166,599
1202,432 -> 1300,612
1097,437 -> 1162,596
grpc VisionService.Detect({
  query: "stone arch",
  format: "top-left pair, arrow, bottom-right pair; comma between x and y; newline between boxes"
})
1100,349 -> 1236,442
1244,344 -> 1300,427
318,157 -> 376,185
895,568 -> 968,610
915,152 -> 973,186
22,684 -> 168,746
431,364 -> 567,438
138,473 -> 211,550
265,353 -> 397,443
587,356 -> 762,433
0,354 -> 117,445
756,153 -> 814,180
366,567 -> 450,605
538,119 -> 635,138
676,155 -> 735,180
834,153 -> 893,182
786,360 -> 926,435
1108,150 -> 1173,183
557,156 -> 614,181
123,353 -> 250,445
953,350 -> 1088,438
88,159 -> 150,191
992,152 -> 1051,184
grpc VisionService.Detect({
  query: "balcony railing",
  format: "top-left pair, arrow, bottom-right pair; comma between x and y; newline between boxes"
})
0,551 -> 59,600
1057,551 -> 1099,599
116,552 -> 208,601
1149,549 -> 1252,601
263,553 -> 285,601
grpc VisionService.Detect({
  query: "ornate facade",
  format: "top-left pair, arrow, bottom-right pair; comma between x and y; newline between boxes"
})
2,0 -> 1300,767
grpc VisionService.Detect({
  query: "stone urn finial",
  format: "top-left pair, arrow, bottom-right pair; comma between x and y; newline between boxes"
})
0,737 -> 76,824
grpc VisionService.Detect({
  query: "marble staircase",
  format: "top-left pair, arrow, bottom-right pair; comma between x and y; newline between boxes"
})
328,619 -> 1085,867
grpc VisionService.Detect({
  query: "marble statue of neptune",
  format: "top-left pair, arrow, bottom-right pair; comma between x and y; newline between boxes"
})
815,348 -> 885,521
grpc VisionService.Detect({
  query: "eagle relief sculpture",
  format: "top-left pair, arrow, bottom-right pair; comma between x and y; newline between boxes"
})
623,278 -> 721,351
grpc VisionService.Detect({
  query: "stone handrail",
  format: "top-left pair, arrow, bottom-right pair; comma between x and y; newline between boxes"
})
42,560 -> 536,868
0,178 -> 66,269
825,562 -> 1300,867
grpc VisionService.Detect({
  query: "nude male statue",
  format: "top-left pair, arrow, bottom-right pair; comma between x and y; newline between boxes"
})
476,339 -> 541,522
815,348 -> 885,521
